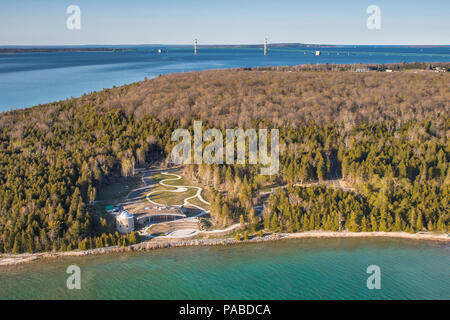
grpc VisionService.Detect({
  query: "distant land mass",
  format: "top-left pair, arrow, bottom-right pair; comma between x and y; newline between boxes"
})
0,43 -> 337,52
192,43 -> 450,48
186,43 -> 338,48
2,44 -> 449,53
0,48 -> 136,54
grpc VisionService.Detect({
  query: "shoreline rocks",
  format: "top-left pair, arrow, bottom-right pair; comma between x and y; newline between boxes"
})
0,231 -> 448,266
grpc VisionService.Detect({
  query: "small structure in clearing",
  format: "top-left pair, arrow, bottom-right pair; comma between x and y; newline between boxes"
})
116,211 -> 135,233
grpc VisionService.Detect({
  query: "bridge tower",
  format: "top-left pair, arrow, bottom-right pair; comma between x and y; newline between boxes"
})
264,37 -> 268,56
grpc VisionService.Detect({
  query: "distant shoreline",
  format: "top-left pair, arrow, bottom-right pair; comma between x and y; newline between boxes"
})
2,44 -> 450,49
0,48 -> 136,54
0,231 -> 448,267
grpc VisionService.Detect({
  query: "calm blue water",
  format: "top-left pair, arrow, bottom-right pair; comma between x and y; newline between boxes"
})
1,238 -> 449,300
0,45 -> 449,111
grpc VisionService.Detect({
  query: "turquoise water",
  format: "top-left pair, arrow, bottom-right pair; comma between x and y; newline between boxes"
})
1,45 -> 449,111
1,238 -> 449,300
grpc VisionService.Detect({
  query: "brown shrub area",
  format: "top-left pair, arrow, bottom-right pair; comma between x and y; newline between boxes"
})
84,68 -> 449,129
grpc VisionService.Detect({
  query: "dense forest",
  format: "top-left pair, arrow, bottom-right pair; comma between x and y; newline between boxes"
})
0,63 -> 448,253
187,120 -> 449,234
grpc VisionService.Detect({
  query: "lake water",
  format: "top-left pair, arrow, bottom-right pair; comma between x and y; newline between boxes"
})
1,45 -> 449,111
1,238 -> 449,300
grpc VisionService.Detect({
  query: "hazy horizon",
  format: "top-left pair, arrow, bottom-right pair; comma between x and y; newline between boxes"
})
1,43 -> 450,47
1,0 -> 449,46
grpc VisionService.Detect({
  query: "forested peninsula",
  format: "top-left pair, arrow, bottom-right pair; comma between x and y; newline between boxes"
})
0,63 -> 448,254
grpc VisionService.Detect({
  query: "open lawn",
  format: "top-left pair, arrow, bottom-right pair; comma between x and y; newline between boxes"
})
148,188 -> 197,206
152,171 -> 188,186
149,170 -> 210,209
186,196 -> 210,210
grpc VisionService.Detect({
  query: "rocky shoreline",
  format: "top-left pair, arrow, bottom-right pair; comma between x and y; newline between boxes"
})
0,231 -> 449,266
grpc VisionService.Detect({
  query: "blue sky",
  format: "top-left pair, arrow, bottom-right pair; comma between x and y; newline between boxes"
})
0,0 -> 449,45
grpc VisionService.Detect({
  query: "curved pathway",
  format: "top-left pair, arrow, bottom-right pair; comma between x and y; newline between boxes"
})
144,172 -> 242,239
145,172 -> 210,215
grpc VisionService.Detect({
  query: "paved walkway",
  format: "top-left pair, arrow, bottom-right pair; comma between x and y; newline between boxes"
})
145,172 -> 210,214
142,171 -> 241,239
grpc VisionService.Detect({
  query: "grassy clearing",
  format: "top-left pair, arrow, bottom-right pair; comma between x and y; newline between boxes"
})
150,173 -> 167,184
148,189 -> 197,206
186,197 -> 210,210
150,170 -> 211,208
153,171 -> 188,186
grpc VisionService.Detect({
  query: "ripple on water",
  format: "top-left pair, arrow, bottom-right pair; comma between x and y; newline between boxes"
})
0,238 -> 449,299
